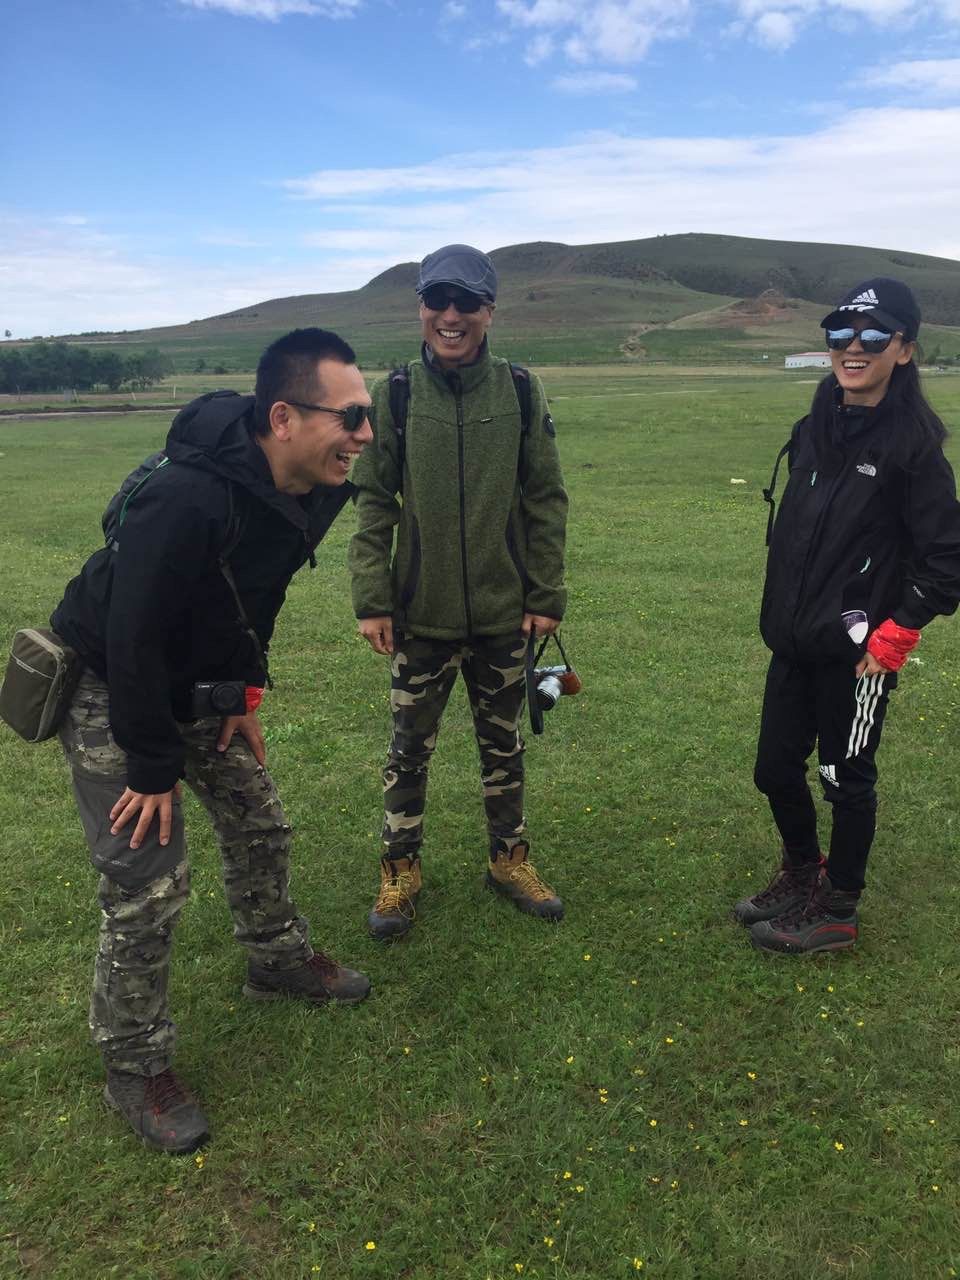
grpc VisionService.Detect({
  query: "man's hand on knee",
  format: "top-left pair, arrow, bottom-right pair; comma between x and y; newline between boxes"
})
217,711 -> 266,766
110,786 -> 180,849
359,616 -> 394,655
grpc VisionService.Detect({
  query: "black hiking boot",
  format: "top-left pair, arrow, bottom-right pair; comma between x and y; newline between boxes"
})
732,851 -> 825,926
243,951 -> 371,1005
104,1068 -> 210,1155
750,874 -> 860,955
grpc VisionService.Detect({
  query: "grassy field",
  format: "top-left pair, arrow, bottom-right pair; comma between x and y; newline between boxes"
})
1,365 -> 959,1279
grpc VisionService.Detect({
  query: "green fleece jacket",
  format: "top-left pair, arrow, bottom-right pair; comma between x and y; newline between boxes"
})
349,344 -> 568,640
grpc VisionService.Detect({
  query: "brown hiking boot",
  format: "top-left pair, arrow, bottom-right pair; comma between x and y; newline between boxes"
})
368,853 -> 422,940
486,843 -> 564,921
104,1068 -> 209,1155
243,951 -> 371,1004
732,851 -> 825,926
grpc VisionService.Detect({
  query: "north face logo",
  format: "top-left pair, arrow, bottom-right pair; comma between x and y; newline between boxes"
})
857,462 -> 877,477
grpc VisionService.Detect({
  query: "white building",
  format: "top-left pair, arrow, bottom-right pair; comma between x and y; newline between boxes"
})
785,352 -> 831,369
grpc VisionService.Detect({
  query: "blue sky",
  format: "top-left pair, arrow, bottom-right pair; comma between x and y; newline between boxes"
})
3,0 -> 960,334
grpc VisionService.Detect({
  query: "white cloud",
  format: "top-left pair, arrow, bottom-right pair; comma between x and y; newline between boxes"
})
751,11 -> 796,49
7,107 -> 960,335
177,0 -> 360,19
553,71 -> 638,92
498,0 -> 692,65
278,107 -> 960,263
443,0 -> 468,17
861,58 -> 960,98
732,0 -> 960,49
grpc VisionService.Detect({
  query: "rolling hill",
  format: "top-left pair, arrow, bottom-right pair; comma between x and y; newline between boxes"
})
43,233 -> 960,368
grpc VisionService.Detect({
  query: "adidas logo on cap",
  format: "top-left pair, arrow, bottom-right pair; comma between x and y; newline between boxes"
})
840,288 -> 879,312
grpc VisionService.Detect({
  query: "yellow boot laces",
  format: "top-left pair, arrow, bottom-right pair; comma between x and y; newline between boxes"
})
376,871 -> 417,920
508,861 -> 556,902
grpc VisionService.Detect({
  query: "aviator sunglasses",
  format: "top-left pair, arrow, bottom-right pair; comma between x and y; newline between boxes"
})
286,401 -> 371,431
419,285 -> 487,314
825,327 -> 897,354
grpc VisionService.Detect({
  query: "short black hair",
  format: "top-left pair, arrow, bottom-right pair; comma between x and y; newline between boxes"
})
254,327 -> 357,435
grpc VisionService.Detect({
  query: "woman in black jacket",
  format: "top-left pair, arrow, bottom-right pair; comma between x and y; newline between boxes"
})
733,277 -> 960,954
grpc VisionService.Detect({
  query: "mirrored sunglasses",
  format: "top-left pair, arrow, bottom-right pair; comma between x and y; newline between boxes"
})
287,401 -> 371,431
825,328 -> 896,354
419,286 -> 487,314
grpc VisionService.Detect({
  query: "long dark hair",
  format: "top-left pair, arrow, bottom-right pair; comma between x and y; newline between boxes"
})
809,357 -> 948,468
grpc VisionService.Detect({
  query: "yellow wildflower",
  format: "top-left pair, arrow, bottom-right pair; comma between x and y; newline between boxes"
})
365,1241 -> 377,1250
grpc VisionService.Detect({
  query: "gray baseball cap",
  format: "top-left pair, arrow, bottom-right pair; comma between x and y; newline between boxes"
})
416,244 -> 497,303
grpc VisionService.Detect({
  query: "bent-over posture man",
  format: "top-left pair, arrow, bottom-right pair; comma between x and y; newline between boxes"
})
51,328 -> 373,1151
349,244 -> 568,939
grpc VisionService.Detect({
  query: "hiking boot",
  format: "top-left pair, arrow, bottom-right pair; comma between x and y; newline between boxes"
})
750,875 -> 859,955
368,853 -> 422,941
243,952 -> 371,1004
732,851 -> 825,925
103,1068 -> 209,1155
486,844 -> 564,921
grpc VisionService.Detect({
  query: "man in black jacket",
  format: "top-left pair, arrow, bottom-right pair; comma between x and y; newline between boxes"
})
52,328 -> 373,1152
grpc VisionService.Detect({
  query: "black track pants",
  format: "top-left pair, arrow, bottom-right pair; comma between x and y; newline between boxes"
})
754,656 -> 897,893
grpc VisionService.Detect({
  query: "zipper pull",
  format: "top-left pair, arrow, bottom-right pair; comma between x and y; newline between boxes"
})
810,470 -> 818,487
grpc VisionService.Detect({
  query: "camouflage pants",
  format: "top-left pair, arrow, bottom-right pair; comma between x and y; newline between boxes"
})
58,670 -> 312,1076
383,631 -> 528,860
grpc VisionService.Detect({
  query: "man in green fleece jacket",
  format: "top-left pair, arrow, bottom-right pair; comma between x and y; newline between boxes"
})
349,243 -> 569,940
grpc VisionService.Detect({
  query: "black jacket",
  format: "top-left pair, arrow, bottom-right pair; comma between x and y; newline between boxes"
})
52,393 -> 353,793
760,393 -> 960,663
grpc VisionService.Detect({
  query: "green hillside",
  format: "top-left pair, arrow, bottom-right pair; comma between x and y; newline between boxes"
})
26,233 -> 960,370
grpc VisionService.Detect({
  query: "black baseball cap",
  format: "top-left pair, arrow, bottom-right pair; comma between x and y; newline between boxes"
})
416,244 -> 497,303
820,276 -> 921,342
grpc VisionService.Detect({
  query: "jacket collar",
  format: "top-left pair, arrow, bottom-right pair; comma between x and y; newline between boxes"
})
420,337 -> 493,395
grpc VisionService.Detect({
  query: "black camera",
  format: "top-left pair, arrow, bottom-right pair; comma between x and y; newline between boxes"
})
192,680 -> 246,719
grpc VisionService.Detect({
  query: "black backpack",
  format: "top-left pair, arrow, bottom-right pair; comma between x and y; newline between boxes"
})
387,363 -> 533,486
101,391 -> 270,686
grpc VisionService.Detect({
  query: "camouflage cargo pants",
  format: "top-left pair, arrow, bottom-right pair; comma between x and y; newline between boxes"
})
58,670 -> 312,1076
383,631 -> 528,860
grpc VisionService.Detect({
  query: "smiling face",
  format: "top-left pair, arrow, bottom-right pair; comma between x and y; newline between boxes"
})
420,291 -> 494,368
269,357 -> 372,493
829,318 -> 915,407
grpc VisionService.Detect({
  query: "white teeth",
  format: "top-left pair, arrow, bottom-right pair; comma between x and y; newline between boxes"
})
438,329 -> 464,339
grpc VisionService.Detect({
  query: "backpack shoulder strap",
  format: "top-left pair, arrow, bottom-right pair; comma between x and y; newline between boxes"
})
388,365 -> 410,444
509,363 -> 532,433
763,418 -> 803,546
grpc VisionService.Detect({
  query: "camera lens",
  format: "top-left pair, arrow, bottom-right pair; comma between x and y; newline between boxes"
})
210,683 -> 241,713
536,674 -> 562,710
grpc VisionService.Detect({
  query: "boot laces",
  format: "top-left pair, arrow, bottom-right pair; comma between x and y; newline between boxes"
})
753,864 -> 812,906
305,951 -> 341,979
774,886 -> 833,928
376,871 -> 417,919
145,1070 -> 190,1115
509,860 -> 555,902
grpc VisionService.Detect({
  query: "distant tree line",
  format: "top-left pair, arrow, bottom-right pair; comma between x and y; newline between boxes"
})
0,343 -> 173,394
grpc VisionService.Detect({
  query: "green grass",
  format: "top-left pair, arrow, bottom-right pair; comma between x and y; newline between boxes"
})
1,367 -> 959,1279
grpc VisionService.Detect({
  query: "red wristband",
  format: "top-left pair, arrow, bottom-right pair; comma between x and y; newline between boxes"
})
866,619 -> 920,672
245,686 -> 264,713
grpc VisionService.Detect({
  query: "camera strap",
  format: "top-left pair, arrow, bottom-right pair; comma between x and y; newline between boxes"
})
525,630 -> 569,736
218,558 -> 273,691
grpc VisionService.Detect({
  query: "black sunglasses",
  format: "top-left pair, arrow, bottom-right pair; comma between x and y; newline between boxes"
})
419,286 -> 487,314
825,327 -> 897,354
287,401 -> 371,431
